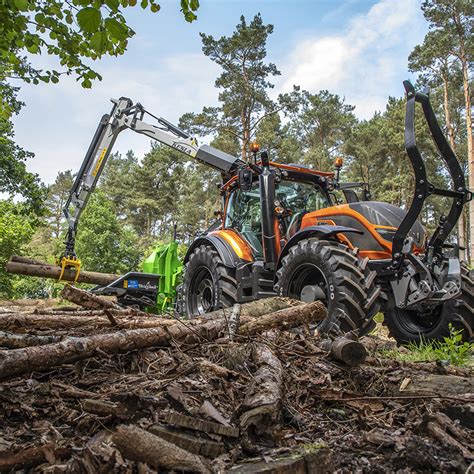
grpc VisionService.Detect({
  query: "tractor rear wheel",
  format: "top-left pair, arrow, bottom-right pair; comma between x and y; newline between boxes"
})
183,245 -> 237,317
274,239 -> 381,338
383,263 -> 473,344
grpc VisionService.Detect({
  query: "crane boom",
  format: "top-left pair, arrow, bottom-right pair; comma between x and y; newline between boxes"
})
61,97 -> 242,276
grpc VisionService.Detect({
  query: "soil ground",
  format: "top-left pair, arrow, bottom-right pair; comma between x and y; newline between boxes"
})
0,299 -> 472,473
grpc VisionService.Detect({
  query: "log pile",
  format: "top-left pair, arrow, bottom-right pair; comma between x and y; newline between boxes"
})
0,290 -> 472,472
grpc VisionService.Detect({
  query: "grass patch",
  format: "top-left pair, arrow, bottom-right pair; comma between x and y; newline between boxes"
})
378,324 -> 473,367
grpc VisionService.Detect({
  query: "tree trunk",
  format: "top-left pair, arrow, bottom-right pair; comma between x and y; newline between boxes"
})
6,258 -> 119,286
112,425 -> 211,473
0,301 -> 323,380
442,74 -> 466,260
458,41 -> 473,263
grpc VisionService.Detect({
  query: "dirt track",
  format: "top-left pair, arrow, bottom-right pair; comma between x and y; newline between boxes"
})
0,298 -> 472,472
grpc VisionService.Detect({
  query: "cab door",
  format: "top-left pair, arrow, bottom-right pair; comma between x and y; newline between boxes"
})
224,183 -> 263,259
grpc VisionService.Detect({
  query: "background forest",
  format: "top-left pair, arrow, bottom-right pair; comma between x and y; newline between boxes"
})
0,0 -> 472,299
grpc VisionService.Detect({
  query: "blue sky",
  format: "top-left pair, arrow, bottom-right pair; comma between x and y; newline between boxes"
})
12,0 -> 428,184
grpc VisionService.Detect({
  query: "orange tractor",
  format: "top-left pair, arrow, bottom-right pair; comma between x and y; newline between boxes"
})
57,81 -> 472,344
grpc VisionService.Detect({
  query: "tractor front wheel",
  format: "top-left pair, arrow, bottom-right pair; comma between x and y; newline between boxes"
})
183,245 -> 237,317
274,239 -> 381,338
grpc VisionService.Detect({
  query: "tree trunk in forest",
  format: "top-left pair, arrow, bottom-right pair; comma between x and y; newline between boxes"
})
456,30 -> 473,263
442,74 -> 466,260
6,258 -> 119,286
0,301 -> 325,380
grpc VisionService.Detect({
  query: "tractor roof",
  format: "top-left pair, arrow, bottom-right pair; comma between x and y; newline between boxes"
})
222,161 -> 334,192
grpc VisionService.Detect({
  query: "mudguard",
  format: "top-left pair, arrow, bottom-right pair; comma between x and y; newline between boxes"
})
277,225 -> 363,269
184,234 -> 244,267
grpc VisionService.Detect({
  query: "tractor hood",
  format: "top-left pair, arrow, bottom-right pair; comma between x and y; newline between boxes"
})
348,201 -> 425,248
303,201 -> 426,253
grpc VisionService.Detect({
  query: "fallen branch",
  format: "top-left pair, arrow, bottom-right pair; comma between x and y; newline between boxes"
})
0,301 -> 322,380
0,330 -> 62,349
239,342 -> 283,453
0,443 -> 70,472
112,424 -> 211,473
238,300 -> 326,336
61,285 -> 122,311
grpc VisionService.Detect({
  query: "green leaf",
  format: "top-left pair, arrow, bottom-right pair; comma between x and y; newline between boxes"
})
140,0 -> 148,8
104,17 -> 129,41
150,3 -> 160,12
81,77 -> 92,88
13,0 -> 28,11
105,0 -> 120,11
89,30 -> 108,53
184,11 -> 197,22
76,7 -> 102,33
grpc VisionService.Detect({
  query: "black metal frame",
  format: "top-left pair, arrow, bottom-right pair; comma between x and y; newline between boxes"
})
391,80 -> 472,270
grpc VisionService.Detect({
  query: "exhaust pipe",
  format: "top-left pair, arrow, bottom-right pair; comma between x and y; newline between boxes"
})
259,152 -> 278,269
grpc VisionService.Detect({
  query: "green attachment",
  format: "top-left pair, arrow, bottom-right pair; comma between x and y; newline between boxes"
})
142,241 -> 183,312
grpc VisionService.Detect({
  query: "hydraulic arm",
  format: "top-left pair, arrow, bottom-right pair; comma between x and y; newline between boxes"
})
61,97 -> 243,278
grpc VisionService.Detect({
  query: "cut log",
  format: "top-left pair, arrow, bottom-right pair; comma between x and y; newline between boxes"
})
10,255 -> 52,266
319,337 -> 368,366
0,298 -> 302,332
0,444 -> 71,472
0,300 -> 321,380
148,424 -> 225,458
228,447 -> 333,473
163,411 -> 239,438
239,343 -> 283,453
61,284 -> 122,310
0,312 -> 176,331
6,259 -> 119,286
201,297 -> 303,322
238,300 -> 326,336
112,424 -> 211,473
0,330 -> 62,349
394,374 -> 474,397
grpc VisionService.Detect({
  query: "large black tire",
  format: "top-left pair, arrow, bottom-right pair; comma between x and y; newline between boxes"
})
383,263 -> 473,344
183,245 -> 237,317
274,239 -> 381,338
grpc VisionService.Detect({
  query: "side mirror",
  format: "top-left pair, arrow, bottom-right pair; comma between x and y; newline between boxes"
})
238,168 -> 253,191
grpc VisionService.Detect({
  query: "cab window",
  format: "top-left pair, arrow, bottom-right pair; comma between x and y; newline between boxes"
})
225,182 -> 263,257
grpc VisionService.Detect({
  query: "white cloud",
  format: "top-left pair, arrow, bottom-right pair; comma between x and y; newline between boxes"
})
12,53 -> 219,184
278,0 -> 426,118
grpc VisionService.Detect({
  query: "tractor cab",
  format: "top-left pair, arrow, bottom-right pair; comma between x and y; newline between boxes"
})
221,160 -> 334,260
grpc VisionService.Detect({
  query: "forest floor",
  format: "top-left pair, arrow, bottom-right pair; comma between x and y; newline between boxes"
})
0,298 -> 473,473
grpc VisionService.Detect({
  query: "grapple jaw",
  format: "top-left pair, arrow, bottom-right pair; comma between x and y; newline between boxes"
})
385,81 -> 472,311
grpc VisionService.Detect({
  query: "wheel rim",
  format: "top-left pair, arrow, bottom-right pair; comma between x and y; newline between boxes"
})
394,304 -> 443,336
189,266 -> 215,315
286,263 -> 329,303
